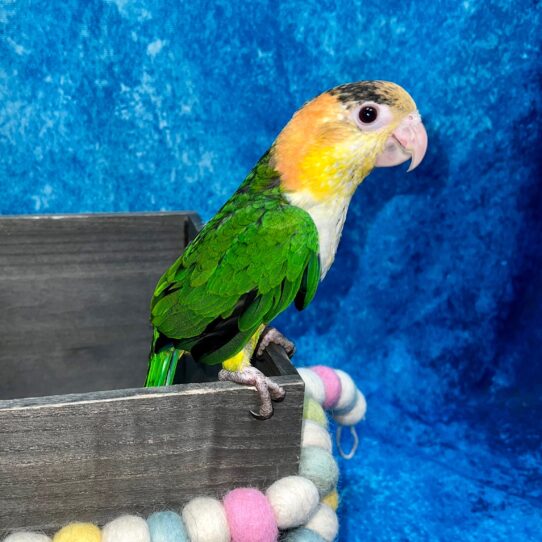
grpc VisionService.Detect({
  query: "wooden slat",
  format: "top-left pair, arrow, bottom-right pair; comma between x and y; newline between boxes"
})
0,347 -> 304,532
0,213 -> 199,399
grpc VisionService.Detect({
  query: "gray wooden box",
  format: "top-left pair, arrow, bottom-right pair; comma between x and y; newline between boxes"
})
0,212 -> 304,533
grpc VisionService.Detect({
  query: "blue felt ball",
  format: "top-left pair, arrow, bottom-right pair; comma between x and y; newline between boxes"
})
299,446 -> 339,497
147,511 -> 189,542
282,527 -> 326,542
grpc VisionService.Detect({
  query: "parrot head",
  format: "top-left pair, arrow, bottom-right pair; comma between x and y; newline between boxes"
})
272,80 -> 428,200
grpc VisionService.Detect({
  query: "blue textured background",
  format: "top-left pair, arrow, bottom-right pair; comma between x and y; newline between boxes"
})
1,1 -> 541,540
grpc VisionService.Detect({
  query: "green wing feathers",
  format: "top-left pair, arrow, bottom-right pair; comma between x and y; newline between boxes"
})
145,330 -> 183,386
150,183 -> 320,366
295,251 -> 320,311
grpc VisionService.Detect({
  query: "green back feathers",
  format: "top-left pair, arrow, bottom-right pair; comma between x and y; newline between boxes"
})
150,153 -> 320,365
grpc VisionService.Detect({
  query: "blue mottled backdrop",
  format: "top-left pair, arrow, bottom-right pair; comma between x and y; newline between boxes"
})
1,0 -> 541,540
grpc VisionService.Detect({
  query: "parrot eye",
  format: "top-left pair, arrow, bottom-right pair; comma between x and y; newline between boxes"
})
350,102 -> 393,132
352,102 -> 392,132
359,106 -> 378,123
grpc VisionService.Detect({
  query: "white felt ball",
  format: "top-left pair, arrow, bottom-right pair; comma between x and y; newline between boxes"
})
182,497 -> 230,542
333,390 -> 367,426
305,504 -> 339,542
102,514 -> 150,542
302,420 -> 332,452
332,370 -> 357,412
3,534 -> 52,542
297,368 -> 326,405
266,475 -> 319,529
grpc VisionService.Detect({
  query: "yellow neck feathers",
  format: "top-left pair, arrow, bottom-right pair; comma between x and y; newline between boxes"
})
272,93 -> 382,201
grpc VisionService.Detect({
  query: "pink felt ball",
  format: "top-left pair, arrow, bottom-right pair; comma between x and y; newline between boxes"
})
223,488 -> 278,542
311,366 -> 342,409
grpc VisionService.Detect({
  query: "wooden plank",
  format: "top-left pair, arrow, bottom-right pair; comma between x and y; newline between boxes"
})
0,348 -> 304,533
0,213 -> 196,399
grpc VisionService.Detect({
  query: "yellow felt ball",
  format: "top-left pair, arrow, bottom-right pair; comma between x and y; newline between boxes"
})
322,490 -> 339,511
53,523 -> 101,542
303,397 -> 328,428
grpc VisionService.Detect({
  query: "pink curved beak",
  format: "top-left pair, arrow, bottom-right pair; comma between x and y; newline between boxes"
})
375,112 -> 428,172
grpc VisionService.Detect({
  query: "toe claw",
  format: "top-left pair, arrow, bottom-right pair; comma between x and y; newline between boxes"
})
266,378 -> 286,402
250,408 -> 274,420
219,366 -> 281,421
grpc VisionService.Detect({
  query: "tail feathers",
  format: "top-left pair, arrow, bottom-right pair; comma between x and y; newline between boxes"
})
145,348 -> 183,387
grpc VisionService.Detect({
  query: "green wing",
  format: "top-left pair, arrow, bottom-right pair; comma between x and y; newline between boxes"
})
150,191 -> 320,365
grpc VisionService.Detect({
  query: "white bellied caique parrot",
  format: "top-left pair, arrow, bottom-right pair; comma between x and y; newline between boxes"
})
145,81 -> 428,418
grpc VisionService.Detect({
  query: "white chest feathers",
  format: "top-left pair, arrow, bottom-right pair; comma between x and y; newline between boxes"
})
285,191 -> 352,279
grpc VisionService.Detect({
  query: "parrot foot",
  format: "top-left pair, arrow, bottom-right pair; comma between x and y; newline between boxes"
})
218,366 -> 286,420
256,326 -> 296,358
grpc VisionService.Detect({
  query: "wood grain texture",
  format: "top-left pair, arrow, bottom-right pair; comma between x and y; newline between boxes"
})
0,213 -> 305,533
0,348 -> 304,533
0,212 -> 199,399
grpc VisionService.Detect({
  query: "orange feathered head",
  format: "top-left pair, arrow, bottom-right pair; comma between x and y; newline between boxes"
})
272,81 -> 428,200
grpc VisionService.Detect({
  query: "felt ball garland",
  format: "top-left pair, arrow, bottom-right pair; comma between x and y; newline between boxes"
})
182,497 -> 230,542
102,515 -> 150,542
299,446 -> 340,497
297,368 -> 326,405
321,490 -> 339,512
299,366 -> 366,459
282,528 -> 327,542
331,370 -> 357,412
3,365 -> 366,542
223,488 -> 278,542
303,397 -> 328,428
301,420 -> 333,452
310,366 -> 342,409
304,504 -> 339,542
147,511 -> 189,542
53,523 -> 101,542
266,476 -> 320,529
4,534 -> 52,542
